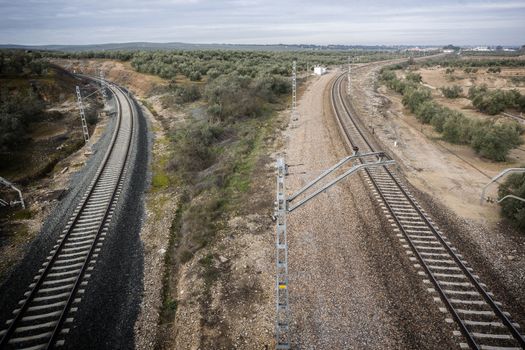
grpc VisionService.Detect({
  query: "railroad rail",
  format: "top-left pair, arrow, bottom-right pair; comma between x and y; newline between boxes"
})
331,71 -> 525,349
0,78 -> 137,349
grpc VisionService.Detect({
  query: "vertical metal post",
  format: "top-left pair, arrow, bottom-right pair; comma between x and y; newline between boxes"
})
347,56 -> 351,95
275,157 -> 290,349
75,86 -> 90,143
292,61 -> 298,122
99,69 -> 108,103
0,177 -> 25,209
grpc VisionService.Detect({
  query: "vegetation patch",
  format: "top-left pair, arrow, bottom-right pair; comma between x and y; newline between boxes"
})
499,171 -> 525,230
468,85 -> 525,115
440,85 -> 462,98
380,67 -> 523,161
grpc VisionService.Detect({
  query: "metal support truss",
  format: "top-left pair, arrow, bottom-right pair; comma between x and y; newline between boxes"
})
75,86 -> 90,143
291,60 -> 299,122
274,150 -> 395,349
480,167 -> 525,204
0,176 -> 25,209
99,69 -> 108,102
275,157 -> 290,349
347,56 -> 352,95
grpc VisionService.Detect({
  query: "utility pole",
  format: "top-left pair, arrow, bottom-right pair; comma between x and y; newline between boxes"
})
75,86 -> 90,144
99,69 -> 108,103
275,158 -> 290,349
291,60 -> 299,122
306,62 -> 309,78
347,56 -> 352,95
273,149 -> 395,349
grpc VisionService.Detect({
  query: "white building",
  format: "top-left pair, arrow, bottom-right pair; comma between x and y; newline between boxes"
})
314,65 -> 327,76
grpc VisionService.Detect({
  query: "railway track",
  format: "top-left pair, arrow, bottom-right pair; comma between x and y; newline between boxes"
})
331,71 -> 525,349
0,79 -> 137,349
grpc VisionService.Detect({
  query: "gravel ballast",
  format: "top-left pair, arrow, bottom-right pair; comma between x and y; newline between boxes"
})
283,71 -> 457,349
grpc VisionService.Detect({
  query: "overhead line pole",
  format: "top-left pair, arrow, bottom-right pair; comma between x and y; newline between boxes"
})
274,149 -> 395,349
99,69 -> 108,103
75,86 -> 90,144
347,56 -> 351,95
292,60 -> 299,122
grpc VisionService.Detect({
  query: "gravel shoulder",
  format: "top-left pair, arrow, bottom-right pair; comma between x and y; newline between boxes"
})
282,71 -> 457,349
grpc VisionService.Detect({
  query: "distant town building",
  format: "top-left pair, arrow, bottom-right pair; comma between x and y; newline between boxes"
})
470,46 -> 492,52
314,65 -> 327,76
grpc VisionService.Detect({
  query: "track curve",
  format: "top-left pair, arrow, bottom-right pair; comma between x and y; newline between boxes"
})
0,79 -> 137,350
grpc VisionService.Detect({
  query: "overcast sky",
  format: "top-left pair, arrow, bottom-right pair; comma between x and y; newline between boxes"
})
0,0 -> 524,46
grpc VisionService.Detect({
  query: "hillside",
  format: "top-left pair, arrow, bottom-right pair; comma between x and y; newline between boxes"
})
0,50 -> 105,282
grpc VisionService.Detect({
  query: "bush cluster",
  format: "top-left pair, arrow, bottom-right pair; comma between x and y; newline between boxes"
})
440,85 -> 462,98
487,67 -> 502,73
463,67 -> 478,74
468,85 -> 525,115
0,51 -> 49,76
498,172 -> 525,230
0,88 -> 44,151
380,69 -> 523,161
422,57 -> 525,68
205,73 -> 290,121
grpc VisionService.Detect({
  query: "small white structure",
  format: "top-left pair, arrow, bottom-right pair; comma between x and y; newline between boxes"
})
314,65 -> 327,76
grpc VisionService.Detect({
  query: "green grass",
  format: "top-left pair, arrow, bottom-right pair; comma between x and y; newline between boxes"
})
152,173 -> 170,189
10,209 -> 33,220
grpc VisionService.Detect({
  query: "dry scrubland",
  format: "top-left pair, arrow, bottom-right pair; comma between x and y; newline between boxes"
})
0,52 -> 106,283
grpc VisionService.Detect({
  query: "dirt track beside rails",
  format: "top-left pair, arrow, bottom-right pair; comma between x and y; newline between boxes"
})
282,71 -> 457,349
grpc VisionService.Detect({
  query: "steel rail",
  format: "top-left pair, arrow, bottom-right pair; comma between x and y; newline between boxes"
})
47,83 -> 135,349
0,78 -> 135,350
330,72 -> 525,349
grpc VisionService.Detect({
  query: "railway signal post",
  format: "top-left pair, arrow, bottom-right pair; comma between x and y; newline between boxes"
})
274,149 -> 395,349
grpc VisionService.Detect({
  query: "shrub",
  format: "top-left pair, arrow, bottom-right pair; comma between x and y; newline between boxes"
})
469,85 -> 525,114
189,71 -> 202,81
205,73 -> 264,120
464,67 -> 479,74
415,101 -> 440,124
170,122 -> 225,175
441,85 -> 462,98
442,112 -> 473,144
471,122 -> 522,161
445,68 -> 455,74
0,89 -> 44,150
173,84 -> 201,104
430,111 -> 447,132
487,67 -> 501,73
498,171 -> 525,230
85,110 -> 98,125
402,87 -> 431,112
405,72 -> 422,83
380,69 -> 397,82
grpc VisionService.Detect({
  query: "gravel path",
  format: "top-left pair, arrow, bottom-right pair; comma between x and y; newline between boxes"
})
283,71 -> 457,349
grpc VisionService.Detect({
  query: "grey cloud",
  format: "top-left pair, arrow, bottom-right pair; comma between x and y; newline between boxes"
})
0,0 -> 523,45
